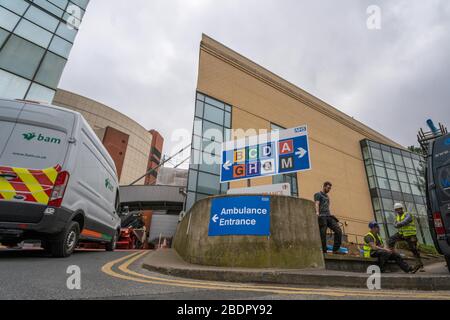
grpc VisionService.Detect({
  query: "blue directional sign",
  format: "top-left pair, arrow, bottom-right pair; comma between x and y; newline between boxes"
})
220,125 -> 311,183
208,196 -> 271,236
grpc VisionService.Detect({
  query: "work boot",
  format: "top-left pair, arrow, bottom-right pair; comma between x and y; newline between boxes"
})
410,265 -> 421,274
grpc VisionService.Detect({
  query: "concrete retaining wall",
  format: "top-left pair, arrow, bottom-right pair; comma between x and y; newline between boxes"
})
173,195 -> 325,269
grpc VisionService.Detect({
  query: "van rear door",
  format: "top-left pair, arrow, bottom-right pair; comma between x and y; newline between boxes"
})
0,103 -> 75,205
432,134 -> 450,235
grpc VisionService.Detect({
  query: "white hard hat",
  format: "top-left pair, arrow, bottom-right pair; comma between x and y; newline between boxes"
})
394,203 -> 404,210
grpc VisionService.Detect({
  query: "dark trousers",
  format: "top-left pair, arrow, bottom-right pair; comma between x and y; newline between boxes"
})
318,216 -> 342,253
388,233 -> 423,266
371,250 -> 411,273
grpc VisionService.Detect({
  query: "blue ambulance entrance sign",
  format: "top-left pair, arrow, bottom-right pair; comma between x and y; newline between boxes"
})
220,125 -> 311,183
208,196 -> 271,236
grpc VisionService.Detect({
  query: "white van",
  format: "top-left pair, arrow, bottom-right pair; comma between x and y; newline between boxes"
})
0,99 -> 121,257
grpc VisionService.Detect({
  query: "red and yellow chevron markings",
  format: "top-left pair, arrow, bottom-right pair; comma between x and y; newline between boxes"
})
0,165 -> 61,204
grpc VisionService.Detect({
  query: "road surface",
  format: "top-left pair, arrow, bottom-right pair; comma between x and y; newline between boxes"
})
0,248 -> 449,300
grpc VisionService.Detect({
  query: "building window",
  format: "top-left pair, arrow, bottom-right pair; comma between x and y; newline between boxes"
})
0,68 -> 30,99
185,92 -> 232,211
0,6 -> 21,31
0,0 -> 88,102
361,139 -> 431,245
0,35 -> 45,79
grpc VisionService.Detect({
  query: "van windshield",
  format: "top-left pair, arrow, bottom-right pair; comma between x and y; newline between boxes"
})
0,122 -> 69,170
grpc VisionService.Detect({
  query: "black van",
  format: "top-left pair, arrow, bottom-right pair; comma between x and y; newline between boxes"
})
425,132 -> 450,272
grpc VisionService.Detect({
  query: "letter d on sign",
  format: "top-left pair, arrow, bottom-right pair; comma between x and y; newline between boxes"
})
66,265 -> 81,290
366,265 -> 381,290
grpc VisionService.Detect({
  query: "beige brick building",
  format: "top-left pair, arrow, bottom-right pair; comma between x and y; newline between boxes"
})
187,35 -> 430,243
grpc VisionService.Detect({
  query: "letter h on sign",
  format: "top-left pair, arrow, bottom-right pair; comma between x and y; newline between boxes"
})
247,162 -> 260,176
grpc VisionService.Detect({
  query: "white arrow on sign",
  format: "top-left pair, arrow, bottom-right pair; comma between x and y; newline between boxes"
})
295,147 -> 308,159
212,214 -> 219,223
223,160 -> 232,171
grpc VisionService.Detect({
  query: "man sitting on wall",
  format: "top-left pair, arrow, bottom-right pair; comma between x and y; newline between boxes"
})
314,182 -> 343,254
364,221 -> 420,273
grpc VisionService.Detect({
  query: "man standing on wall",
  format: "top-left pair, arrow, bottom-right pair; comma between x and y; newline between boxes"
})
314,182 -> 343,254
388,203 -> 424,270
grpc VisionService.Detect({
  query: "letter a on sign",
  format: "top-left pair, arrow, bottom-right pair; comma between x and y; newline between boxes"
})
279,140 -> 293,155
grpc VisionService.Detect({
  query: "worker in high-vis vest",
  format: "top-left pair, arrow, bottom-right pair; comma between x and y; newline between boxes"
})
364,221 -> 419,273
388,203 -> 424,270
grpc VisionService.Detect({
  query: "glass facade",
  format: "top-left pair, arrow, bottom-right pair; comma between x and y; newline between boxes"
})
361,139 -> 433,245
185,93 -> 301,211
185,92 -> 232,211
0,0 -> 89,102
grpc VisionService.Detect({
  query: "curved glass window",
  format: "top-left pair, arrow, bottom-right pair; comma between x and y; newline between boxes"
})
0,35 -> 45,79
0,6 -> 20,31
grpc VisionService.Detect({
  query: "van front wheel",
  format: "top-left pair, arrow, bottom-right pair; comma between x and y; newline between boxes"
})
105,231 -> 118,252
50,221 -> 80,258
445,255 -> 450,273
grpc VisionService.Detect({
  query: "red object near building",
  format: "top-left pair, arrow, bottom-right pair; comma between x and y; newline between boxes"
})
116,227 -> 139,250
145,130 -> 164,185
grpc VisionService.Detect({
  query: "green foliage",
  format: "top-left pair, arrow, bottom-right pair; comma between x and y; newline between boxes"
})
407,145 -> 424,156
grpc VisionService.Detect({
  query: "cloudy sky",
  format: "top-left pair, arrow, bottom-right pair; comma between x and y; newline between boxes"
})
60,0 -> 450,159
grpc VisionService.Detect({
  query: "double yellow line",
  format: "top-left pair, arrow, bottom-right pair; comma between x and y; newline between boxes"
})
102,251 -> 450,300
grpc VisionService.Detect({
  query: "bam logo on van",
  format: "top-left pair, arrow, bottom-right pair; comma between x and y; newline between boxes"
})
105,178 -> 114,192
22,132 -> 61,144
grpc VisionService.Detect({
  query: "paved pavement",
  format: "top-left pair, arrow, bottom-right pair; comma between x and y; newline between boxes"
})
0,248 -> 449,300
142,249 -> 450,291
